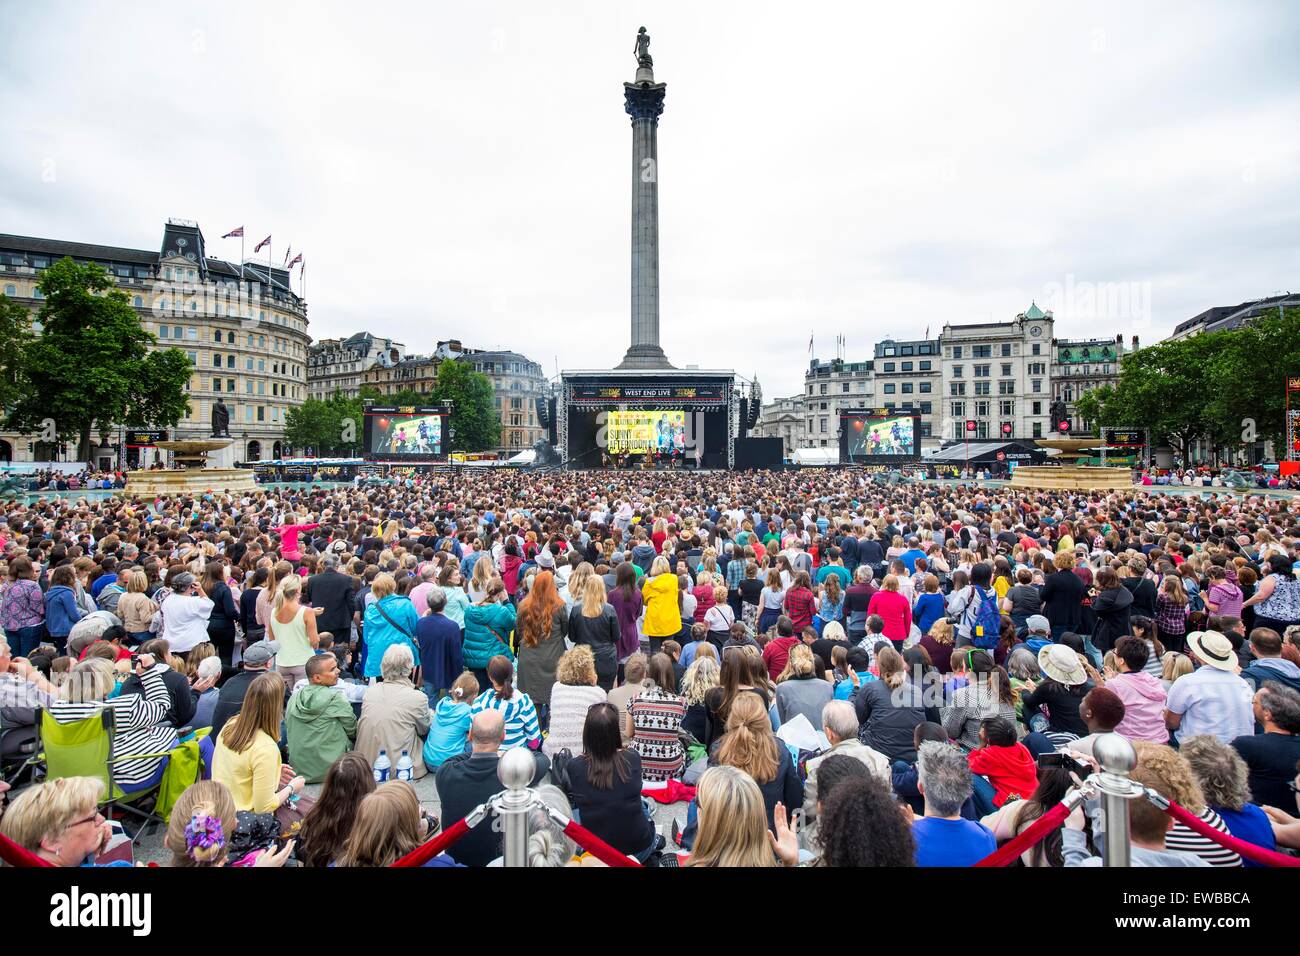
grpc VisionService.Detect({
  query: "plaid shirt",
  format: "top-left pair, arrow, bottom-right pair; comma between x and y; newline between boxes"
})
726,557 -> 747,590
1155,594 -> 1188,634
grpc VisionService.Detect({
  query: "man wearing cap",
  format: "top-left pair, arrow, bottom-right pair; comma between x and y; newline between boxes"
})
1165,630 -> 1254,745
211,639 -> 280,737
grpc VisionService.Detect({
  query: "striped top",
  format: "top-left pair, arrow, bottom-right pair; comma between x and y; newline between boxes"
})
627,685 -> 686,782
50,665 -> 176,787
1165,806 -> 1241,866
471,687 -> 542,751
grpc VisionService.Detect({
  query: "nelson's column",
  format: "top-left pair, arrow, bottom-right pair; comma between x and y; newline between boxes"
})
617,26 -> 673,369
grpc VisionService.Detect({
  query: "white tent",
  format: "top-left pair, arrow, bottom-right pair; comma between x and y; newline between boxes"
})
790,447 -> 840,467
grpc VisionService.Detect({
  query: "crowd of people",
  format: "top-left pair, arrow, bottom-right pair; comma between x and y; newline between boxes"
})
0,466 -> 1298,868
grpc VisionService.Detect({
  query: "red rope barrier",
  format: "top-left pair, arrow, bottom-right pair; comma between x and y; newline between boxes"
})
561,818 -> 643,868
1162,798 -> 1300,868
391,817 -> 472,868
974,799 -> 1074,867
0,830 -> 54,868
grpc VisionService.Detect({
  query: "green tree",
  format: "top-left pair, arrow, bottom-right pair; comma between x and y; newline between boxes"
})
1076,334 -> 1227,459
5,258 -> 192,463
285,392 -> 364,456
0,294 -> 36,413
1204,305 -> 1300,449
432,359 -> 499,452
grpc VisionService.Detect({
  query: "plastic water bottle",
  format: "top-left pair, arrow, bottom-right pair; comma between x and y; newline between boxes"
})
395,749 -> 413,782
373,749 -> 391,783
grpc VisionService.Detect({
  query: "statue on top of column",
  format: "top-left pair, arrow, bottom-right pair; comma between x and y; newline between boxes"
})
634,26 -> 652,69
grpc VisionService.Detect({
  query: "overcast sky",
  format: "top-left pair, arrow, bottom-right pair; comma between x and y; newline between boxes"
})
3,1 -> 1297,398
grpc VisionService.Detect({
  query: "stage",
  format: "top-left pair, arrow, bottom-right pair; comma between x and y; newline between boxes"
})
558,368 -> 737,470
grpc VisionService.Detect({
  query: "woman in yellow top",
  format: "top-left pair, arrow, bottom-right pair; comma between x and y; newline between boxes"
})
1055,521 -> 1076,555
213,672 -> 305,812
267,574 -> 319,690
641,556 -> 681,655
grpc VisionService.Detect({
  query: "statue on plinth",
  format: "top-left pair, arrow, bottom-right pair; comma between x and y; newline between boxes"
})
211,398 -> 230,438
634,26 -> 652,69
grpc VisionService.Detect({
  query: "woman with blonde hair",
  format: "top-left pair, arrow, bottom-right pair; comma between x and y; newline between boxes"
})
468,554 -> 496,603
685,765 -> 779,868
919,617 -> 956,673
567,574 -> 620,691
640,554 -> 680,657
268,572 -> 319,689
336,781 -> 453,867
775,643 -> 833,729
716,692 -> 804,833
213,671 -> 305,812
117,568 -> 158,646
680,654 -> 720,744
1132,741 -> 1241,866
543,645 -> 607,757
1160,651 -> 1194,690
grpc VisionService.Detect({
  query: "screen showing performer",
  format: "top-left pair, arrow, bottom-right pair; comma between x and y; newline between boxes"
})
364,408 -> 446,458
605,410 -> 687,455
845,413 -> 917,460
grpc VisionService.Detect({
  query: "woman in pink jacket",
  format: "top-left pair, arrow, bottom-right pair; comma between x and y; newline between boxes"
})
866,575 -> 913,649
1105,635 -> 1169,743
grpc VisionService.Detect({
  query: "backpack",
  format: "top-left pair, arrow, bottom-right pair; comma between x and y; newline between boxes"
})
968,585 -> 1001,650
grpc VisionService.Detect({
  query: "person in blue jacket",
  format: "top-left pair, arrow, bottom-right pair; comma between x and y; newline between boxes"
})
43,565 -> 86,653
912,575 -> 948,637
463,580 -> 517,687
360,574 -> 420,680
423,672 -> 479,769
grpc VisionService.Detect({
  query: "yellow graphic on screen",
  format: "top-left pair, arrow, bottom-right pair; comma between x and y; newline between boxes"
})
606,411 -> 687,455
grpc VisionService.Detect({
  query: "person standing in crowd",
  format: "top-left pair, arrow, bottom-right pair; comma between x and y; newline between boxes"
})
866,574 -> 912,650
266,574 -> 319,691
568,575 -> 620,692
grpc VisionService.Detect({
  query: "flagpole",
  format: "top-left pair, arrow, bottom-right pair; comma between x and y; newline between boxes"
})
240,232 -> 245,312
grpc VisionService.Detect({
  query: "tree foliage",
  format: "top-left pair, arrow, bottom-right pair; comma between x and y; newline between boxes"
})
4,258 -> 192,462
284,392 -> 364,456
358,360 -> 501,452
0,294 -> 36,413
1077,306 -> 1300,457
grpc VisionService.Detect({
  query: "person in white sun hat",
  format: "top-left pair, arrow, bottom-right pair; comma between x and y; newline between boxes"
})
1164,630 -> 1254,745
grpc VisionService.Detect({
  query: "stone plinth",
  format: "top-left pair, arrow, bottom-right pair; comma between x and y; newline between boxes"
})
1008,464 -> 1136,491
126,438 -> 257,497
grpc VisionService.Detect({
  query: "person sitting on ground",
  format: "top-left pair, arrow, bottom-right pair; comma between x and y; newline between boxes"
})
435,710 -> 548,867
967,717 -> 1038,815
774,642 -> 834,730
1232,683 -> 1300,809
563,701 -> 661,863
801,700 -> 890,847
909,740 -> 997,867
285,652 -> 358,784
1102,635 -> 1168,743
335,780 -> 458,868
116,636 -> 202,729
980,766 -> 1075,867
423,672 -> 480,771
1165,630 -> 1254,745
1064,686 -> 1126,758
470,654 -> 543,752
809,758 -> 915,868
711,692 -> 803,834
1062,752 -> 1210,867
626,652 -> 687,783
165,779 -> 292,868
0,635 -> 55,760
294,752 -> 376,868
211,639 -> 279,738
544,645 -> 607,758
356,643 -> 432,779
212,671 -> 305,813
683,765 -> 778,868
1180,734 -> 1278,866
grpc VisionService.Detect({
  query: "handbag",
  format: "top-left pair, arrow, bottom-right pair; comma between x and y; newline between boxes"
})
550,747 -> 574,793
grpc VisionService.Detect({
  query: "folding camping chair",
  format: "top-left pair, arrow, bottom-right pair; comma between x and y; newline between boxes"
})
36,707 -> 171,846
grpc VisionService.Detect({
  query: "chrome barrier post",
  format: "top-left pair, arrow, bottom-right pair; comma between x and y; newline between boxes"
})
496,747 -> 537,868
1092,732 -> 1142,867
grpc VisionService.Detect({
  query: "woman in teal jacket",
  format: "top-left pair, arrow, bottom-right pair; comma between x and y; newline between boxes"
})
463,580 -> 516,684
361,573 -> 420,680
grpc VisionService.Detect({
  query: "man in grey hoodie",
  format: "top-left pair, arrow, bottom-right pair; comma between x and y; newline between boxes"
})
629,533 -> 658,575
